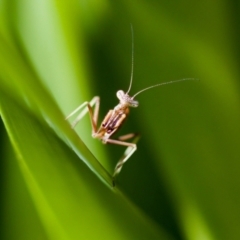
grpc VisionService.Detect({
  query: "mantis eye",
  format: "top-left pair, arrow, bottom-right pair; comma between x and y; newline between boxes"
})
116,90 -> 125,100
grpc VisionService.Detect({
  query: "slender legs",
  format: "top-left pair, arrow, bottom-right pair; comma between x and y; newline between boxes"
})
65,96 -> 100,134
66,98 -> 140,186
107,133 -> 140,185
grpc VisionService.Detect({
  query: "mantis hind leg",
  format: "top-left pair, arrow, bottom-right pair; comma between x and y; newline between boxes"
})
106,133 -> 140,186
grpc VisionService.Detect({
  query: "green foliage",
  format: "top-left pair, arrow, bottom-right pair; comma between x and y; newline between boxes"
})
1,0 -> 240,239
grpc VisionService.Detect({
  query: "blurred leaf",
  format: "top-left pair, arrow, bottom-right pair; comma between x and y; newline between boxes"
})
1,121 -> 48,240
0,22 -> 112,186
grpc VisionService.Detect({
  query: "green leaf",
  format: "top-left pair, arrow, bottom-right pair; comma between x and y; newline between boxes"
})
0,17 -> 112,186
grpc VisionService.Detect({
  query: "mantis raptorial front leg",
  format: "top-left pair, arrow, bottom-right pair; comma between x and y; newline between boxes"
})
65,96 -> 100,133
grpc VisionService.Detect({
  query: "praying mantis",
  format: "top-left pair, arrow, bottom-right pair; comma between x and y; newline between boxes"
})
66,27 -> 196,185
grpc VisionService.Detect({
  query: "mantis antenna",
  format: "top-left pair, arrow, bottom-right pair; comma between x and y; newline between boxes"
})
132,78 -> 198,99
126,24 -> 134,94
125,25 -> 197,98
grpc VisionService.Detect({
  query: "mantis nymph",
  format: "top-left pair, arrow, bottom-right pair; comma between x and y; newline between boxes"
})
66,27 -> 196,185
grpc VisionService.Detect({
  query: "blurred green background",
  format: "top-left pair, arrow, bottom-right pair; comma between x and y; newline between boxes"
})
1,0 -> 240,239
